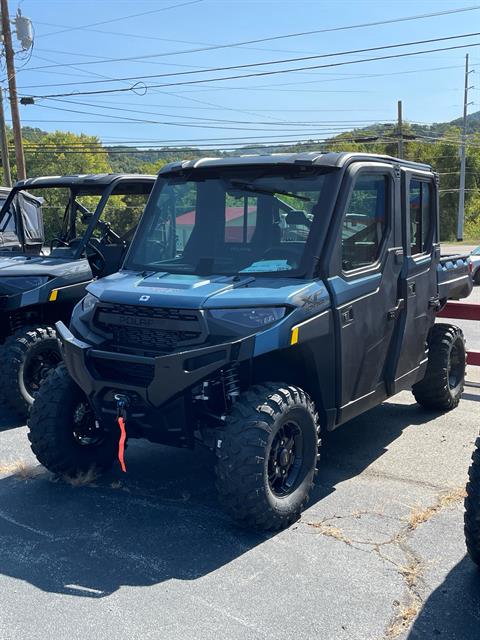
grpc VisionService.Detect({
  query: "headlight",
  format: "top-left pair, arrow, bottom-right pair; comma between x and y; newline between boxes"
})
209,307 -> 287,329
81,292 -> 98,312
0,276 -> 48,293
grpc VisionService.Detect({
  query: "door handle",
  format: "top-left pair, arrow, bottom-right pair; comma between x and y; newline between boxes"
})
393,248 -> 404,265
387,298 -> 405,320
341,306 -> 354,326
408,281 -> 416,296
428,295 -> 441,310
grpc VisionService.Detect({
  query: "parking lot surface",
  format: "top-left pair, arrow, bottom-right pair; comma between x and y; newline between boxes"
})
0,388 -> 479,638
0,284 -> 479,640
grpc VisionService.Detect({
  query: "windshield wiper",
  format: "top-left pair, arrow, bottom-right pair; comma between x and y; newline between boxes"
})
228,181 -> 311,202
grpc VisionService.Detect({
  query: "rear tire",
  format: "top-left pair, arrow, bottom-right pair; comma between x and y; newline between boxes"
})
465,437 -> 480,567
215,383 -> 320,531
0,326 -> 61,416
412,323 -> 465,411
28,364 -> 118,475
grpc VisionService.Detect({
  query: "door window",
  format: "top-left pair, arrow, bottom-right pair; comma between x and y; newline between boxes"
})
410,179 -> 433,255
341,174 -> 388,271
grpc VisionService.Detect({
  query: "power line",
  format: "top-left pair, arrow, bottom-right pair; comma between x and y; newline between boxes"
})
39,95 -> 397,126
26,101 -> 398,132
36,0 -> 204,38
22,40 -> 480,99
22,139 -> 401,155
32,4 -> 480,56
18,31 -> 480,89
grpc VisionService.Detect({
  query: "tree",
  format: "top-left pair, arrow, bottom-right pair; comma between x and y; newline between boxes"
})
20,131 -> 112,242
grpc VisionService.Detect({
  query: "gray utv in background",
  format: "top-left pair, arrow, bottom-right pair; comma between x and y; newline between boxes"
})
0,174 -> 155,415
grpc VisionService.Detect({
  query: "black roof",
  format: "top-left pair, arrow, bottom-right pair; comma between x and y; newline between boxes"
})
159,151 -> 433,174
14,173 -> 156,191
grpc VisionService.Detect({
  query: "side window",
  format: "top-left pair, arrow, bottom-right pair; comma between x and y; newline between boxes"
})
341,174 -> 388,272
410,179 -> 433,255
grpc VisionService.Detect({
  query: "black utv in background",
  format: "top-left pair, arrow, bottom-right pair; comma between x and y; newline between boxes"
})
28,152 -> 472,530
0,174 -> 155,414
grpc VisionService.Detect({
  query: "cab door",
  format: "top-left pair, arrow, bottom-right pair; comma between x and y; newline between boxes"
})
327,163 -> 404,424
393,170 -> 438,387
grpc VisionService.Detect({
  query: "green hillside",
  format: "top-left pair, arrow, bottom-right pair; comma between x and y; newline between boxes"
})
0,111 -> 477,241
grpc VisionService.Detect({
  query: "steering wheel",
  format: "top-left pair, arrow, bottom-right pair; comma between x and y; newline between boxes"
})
85,238 -> 105,276
50,237 -> 69,251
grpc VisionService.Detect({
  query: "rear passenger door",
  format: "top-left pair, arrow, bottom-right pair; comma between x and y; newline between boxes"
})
394,171 -> 438,385
328,164 -> 404,423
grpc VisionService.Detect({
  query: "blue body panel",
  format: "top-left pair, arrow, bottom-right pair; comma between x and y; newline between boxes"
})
87,271 -> 331,356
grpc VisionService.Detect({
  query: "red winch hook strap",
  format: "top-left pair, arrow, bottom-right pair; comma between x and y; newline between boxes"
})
117,416 -> 127,473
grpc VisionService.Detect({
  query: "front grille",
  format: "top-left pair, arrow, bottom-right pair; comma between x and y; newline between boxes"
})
90,357 -> 155,386
93,303 -> 206,355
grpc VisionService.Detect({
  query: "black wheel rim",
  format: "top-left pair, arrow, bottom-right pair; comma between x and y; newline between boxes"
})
267,421 -> 303,497
72,401 -> 105,447
23,347 -> 62,396
448,342 -> 463,390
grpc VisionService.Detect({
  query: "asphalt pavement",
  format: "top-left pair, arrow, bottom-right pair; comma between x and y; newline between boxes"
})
0,390 -> 479,637
0,283 -> 479,640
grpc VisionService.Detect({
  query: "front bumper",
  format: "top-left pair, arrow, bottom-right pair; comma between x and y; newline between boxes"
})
56,320 -> 255,410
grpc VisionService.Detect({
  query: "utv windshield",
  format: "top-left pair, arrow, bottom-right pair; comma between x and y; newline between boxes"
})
126,168 -> 333,276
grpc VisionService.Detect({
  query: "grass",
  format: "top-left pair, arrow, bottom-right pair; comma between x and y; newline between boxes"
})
307,521 -> 351,544
387,600 -> 422,639
398,559 -> 423,589
407,487 -> 467,531
63,468 -> 99,487
0,459 -> 41,479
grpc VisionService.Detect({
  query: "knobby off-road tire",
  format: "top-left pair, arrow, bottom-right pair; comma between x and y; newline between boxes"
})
28,364 -> 118,475
412,323 -> 466,411
0,325 -> 61,416
465,437 -> 480,567
215,383 -> 320,531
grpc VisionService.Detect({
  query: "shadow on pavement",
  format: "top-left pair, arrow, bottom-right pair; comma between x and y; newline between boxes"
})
407,556 -> 480,639
312,398 -> 443,500
0,397 -> 441,598
0,408 -> 24,432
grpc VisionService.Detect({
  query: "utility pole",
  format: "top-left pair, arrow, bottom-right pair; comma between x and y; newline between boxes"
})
457,53 -> 473,241
397,100 -> 404,158
0,0 -> 26,180
0,87 -> 11,186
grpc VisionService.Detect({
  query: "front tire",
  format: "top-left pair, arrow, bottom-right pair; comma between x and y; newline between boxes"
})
215,383 -> 320,531
465,437 -> 480,567
412,323 -> 465,411
28,364 -> 118,475
0,326 -> 61,416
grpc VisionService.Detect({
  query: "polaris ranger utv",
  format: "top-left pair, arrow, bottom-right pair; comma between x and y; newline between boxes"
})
0,174 -> 155,414
465,438 -> 480,567
28,152 -> 472,530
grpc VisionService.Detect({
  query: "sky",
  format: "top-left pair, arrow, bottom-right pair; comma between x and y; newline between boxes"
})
3,0 -> 480,148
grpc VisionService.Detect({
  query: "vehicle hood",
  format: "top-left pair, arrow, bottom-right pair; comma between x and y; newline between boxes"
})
0,255 -> 90,278
87,270 -> 329,310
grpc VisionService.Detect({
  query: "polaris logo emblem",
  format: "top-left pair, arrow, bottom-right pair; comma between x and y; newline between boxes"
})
139,295 -> 150,302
